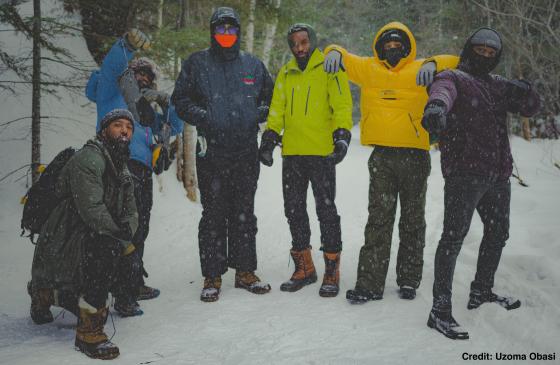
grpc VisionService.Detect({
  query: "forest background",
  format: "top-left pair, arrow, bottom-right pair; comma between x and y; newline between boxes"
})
1,0 -> 559,183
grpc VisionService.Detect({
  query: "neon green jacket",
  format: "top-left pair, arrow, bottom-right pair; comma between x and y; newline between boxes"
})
266,49 -> 353,156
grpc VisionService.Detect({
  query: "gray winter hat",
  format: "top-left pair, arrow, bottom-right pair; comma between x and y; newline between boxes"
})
99,109 -> 135,134
469,28 -> 502,51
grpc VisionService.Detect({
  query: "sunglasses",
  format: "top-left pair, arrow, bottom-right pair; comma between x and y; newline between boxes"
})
215,24 -> 239,35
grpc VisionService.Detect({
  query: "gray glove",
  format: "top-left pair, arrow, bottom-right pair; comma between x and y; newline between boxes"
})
323,50 -> 344,73
141,88 -> 169,109
416,61 -> 437,87
118,68 -> 142,121
124,29 -> 151,51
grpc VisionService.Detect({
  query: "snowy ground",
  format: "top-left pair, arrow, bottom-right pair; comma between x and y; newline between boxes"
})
1,1 -> 560,364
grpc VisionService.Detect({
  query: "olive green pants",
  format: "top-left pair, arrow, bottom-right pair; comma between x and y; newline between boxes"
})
355,146 -> 431,294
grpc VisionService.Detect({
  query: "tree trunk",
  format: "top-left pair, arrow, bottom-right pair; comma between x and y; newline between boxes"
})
182,125 -> 198,202
31,0 -> 41,184
245,0 -> 256,53
157,0 -> 164,28
262,0 -> 281,69
176,129 -> 184,181
521,117 -> 531,141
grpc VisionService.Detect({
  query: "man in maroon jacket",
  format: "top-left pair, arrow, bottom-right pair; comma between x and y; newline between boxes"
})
421,28 -> 540,340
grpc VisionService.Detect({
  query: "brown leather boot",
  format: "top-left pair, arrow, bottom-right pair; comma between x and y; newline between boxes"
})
200,277 -> 222,302
235,271 -> 271,294
319,252 -> 340,297
75,299 -> 119,360
28,281 -> 54,325
280,248 -> 317,292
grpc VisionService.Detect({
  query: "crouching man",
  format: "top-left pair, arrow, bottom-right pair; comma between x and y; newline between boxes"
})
29,109 -> 139,359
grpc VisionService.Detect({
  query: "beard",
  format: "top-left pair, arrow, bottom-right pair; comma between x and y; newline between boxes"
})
103,135 -> 131,170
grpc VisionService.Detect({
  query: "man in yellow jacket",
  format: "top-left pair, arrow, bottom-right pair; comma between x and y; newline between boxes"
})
324,22 -> 458,303
259,23 -> 353,297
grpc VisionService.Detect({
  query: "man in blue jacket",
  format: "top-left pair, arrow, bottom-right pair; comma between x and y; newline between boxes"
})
172,7 -> 273,302
86,29 -> 184,315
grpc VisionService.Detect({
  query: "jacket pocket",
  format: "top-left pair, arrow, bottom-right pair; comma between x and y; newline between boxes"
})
305,86 -> 311,116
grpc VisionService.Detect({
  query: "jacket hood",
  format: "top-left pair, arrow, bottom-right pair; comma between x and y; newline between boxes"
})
459,27 -> 502,75
372,22 -> 417,71
210,7 -> 241,60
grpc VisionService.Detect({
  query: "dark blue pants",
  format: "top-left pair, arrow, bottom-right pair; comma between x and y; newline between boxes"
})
282,156 -> 341,253
432,174 -> 511,313
196,151 -> 260,278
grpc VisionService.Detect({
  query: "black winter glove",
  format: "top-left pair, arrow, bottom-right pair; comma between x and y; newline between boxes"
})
326,128 -> 351,165
257,105 -> 269,125
153,145 -> 171,175
259,129 -> 281,167
506,79 -> 531,100
421,100 -> 447,135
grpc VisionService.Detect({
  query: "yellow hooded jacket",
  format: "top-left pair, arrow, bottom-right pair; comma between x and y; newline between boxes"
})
325,22 -> 458,150
266,48 -> 353,156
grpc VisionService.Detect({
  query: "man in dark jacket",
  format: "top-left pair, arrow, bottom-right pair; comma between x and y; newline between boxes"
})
172,7 -> 274,302
421,28 -> 540,340
29,109 -> 139,359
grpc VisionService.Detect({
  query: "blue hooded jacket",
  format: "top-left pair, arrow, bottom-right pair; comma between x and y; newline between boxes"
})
86,38 -> 184,169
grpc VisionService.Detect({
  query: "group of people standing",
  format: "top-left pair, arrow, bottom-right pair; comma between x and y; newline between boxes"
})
27,6 -> 539,360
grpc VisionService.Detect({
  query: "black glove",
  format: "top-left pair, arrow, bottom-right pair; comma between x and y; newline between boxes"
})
421,100 -> 447,134
137,97 -> 156,127
257,105 -> 269,125
259,129 -> 281,167
506,79 -> 531,100
153,145 -> 171,175
326,128 -> 351,165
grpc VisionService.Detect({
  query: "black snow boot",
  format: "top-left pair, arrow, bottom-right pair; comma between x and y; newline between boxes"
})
398,285 -> 416,300
346,287 -> 383,304
467,289 -> 521,310
427,310 -> 469,340
114,298 -> 143,317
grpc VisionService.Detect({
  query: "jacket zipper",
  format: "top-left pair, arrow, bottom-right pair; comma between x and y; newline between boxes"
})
305,86 -> 310,115
335,76 -> 342,95
408,113 -> 420,138
291,88 -> 294,116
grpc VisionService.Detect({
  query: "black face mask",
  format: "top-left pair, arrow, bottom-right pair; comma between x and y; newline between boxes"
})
467,52 -> 497,76
103,135 -> 131,170
383,48 -> 405,67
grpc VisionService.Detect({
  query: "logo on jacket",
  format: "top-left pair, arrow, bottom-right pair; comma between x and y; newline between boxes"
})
242,74 -> 255,85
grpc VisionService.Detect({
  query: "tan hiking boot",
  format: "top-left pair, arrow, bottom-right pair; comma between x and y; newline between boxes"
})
235,271 -> 271,294
75,299 -> 119,360
280,248 -> 318,292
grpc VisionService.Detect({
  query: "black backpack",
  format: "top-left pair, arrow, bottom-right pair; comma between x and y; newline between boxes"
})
21,147 -> 77,243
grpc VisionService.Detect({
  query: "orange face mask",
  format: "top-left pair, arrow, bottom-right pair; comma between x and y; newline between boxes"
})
214,34 -> 237,48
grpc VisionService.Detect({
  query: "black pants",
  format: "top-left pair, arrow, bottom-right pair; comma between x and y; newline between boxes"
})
282,156 -> 341,253
196,151 -> 260,278
432,174 -> 511,313
82,235 -> 123,309
128,160 -> 153,288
